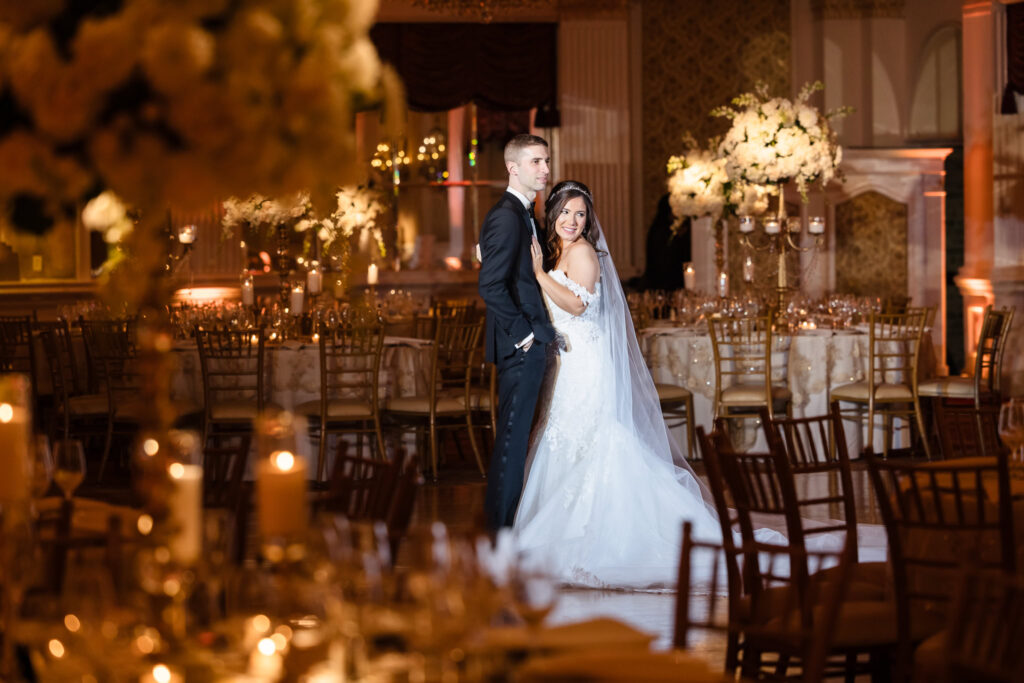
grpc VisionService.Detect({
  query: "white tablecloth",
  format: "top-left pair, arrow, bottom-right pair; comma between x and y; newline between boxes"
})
170,337 -> 433,410
640,325 -> 926,456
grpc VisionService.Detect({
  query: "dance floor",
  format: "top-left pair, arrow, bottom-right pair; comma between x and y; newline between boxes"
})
409,461 -> 887,671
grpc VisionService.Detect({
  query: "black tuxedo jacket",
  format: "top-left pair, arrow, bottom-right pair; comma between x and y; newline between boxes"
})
478,192 -> 556,363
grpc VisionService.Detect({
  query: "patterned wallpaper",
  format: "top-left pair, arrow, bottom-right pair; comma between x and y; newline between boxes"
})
640,0 -> 791,235
834,191 -> 908,300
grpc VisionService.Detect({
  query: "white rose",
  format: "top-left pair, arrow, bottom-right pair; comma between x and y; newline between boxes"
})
82,191 -> 127,230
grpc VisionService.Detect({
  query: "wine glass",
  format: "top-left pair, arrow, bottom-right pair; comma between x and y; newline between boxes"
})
998,399 -> 1024,468
509,561 -> 558,633
30,435 -> 53,501
53,439 -> 86,501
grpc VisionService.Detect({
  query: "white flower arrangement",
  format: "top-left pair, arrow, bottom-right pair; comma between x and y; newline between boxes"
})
0,0 -> 403,239
81,190 -> 133,244
713,81 -> 848,199
328,185 -> 387,256
666,140 -> 773,228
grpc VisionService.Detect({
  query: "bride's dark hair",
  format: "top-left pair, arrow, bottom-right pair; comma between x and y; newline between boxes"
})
544,180 -> 602,268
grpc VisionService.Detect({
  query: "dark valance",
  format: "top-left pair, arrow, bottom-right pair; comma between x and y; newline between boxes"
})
1008,4 -> 1024,95
370,23 -> 558,114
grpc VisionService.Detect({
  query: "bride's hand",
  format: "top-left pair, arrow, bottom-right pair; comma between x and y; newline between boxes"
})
530,237 -> 544,275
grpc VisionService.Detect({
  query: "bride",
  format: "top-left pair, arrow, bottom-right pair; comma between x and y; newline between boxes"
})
512,180 -> 722,589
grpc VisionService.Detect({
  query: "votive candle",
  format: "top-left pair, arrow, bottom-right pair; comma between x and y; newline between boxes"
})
764,218 -> 781,235
177,225 -> 196,244
808,216 -> 825,235
738,216 -> 755,233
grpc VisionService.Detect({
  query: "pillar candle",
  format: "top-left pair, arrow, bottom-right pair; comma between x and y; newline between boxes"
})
683,263 -> 696,291
307,267 -> 322,295
367,263 -> 379,286
167,462 -> 202,565
0,403 -> 30,502
256,450 -> 308,538
290,286 -> 304,316
241,277 -> 254,306
717,272 -> 729,298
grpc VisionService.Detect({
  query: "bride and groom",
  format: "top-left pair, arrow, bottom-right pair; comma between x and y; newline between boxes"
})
478,134 -> 719,589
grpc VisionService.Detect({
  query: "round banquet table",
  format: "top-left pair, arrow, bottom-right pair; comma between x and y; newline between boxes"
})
639,324 -> 937,458
169,336 -> 434,411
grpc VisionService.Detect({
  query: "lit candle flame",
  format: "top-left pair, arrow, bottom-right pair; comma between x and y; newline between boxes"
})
168,462 -> 185,479
272,451 -> 295,471
0,403 -> 12,423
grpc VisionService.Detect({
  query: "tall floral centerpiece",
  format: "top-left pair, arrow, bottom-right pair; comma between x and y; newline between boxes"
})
0,0 -> 404,627
712,81 -> 848,303
666,140 -> 772,281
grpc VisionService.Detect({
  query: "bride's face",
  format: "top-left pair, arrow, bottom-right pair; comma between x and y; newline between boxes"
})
554,196 -> 588,244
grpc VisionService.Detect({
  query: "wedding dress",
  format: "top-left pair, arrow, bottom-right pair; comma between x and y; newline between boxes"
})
513,264 -> 723,589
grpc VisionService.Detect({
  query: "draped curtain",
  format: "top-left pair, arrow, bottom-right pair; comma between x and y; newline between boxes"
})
370,23 -> 558,113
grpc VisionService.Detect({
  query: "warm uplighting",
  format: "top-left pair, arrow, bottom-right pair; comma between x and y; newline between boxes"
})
172,287 -> 238,303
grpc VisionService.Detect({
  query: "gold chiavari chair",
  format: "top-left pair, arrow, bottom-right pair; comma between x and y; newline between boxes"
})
39,327 -> 108,446
80,319 -> 142,480
918,305 -> 1014,457
832,310 -> 930,459
195,327 -> 269,447
298,316 -> 386,481
656,382 -> 697,460
708,312 -> 791,427
384,317 -> 485,481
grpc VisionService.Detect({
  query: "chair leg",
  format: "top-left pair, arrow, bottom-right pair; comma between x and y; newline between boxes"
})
465,413 -> 486,477
317,419 -> 328,482
373,415 -> 386,461
98,417 -> 115,482
684,395 -> 696,461
912,398 -> 932,460
429,418 -> 438,482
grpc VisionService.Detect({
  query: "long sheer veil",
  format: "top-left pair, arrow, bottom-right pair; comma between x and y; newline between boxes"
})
591,218 -> 718,520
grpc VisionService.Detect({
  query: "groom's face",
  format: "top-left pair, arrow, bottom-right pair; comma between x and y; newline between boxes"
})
509,145 -> 550,194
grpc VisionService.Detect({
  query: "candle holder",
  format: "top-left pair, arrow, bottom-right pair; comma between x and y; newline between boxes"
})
737,191 -> 825,309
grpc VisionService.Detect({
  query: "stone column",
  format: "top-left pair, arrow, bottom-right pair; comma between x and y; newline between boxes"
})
955,1 -> 998,359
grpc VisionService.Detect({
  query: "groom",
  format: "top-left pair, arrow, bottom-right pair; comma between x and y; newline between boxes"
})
478,134 -> 556,530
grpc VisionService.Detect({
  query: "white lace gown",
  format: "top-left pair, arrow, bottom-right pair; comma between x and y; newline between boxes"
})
513,270 -> 723,589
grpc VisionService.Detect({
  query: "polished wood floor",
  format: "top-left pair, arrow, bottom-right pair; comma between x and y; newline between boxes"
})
408,457 -> 888,672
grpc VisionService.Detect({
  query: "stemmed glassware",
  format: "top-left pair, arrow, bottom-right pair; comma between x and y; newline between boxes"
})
31,435 -> 54,502
998,398 -> 1024,471
53,439 -> 86,501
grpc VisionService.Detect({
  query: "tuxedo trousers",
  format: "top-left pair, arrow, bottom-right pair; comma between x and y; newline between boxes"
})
484,342 -> 548,530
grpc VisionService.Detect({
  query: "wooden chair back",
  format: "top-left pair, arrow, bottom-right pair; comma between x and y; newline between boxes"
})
760,402 -> 861,560
864,311 -> 925,393
319,318 -> 384,410
196,327 -> 267,414
946,568 -> 1024,682
973,305 -> 1015,404
708,313 -> 787,419
934,400 -> 1005,460
865,452 -> 1016,678
202,432 -> 252,510
430,317 -> 485,409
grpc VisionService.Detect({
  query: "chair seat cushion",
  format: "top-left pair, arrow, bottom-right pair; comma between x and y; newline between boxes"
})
656,383 -> 692,403
296,399 -> 374,420
917,377 -> 974,398
470,387 -> 493,411
720,383 -> 791,405
385,394 -> 471,415
209,400 -> 260,421
68,393 -> 109,416
913,629 -> 948,682
831,381 -> 913,402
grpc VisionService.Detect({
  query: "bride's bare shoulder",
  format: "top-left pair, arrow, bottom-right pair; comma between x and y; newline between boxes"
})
563,241 -> 599,292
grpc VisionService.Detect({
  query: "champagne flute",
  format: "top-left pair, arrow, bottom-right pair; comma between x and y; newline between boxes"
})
53,439 -> 86,501
30,435 -> 54,500
998,399 -> 1024,468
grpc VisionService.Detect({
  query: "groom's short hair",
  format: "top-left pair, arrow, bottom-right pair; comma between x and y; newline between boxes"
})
504,134 -> 549,164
